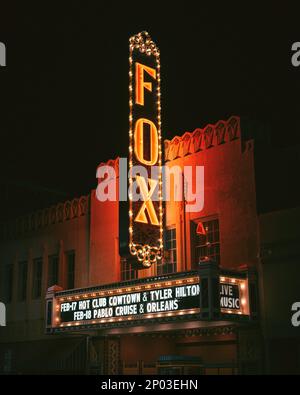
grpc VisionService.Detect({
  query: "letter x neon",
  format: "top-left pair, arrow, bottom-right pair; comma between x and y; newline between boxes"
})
135,175 -> 159,226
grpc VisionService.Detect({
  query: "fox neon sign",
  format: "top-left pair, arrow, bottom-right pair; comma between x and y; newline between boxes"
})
128,31 -> 163,267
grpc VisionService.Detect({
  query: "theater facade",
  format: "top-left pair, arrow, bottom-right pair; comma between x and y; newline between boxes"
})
0,112 -> 264,374
0,32 -> 266,375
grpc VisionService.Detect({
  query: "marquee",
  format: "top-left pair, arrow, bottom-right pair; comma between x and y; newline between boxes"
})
46,273 -> 249,333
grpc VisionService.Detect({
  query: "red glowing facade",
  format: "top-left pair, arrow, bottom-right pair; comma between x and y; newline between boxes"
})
0,32 -> 299,375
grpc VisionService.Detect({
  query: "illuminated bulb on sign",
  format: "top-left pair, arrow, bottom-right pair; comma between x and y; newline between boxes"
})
128,32 -> 163,267
241,298 -> 246,305
240,283 -> 245,290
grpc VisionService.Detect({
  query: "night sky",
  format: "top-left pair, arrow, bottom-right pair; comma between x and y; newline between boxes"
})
0,3 -> 299,219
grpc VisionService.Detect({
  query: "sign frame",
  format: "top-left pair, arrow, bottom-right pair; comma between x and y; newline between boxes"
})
128,31 -> 163,268
45,271 -> 250,333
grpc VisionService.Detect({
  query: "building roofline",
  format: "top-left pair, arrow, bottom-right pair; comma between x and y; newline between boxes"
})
164,115 -> 241,162
0,195 -> 90,241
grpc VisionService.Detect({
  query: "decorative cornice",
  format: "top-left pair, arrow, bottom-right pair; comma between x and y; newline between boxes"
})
164,116 -> 240,162
0,195 -> 89,241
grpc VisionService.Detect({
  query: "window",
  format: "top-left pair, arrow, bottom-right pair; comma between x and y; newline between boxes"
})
32,258 -> 43,299
3,264 -> 13,303
66,251 -> 75,289
48,255 -> 59,287
194,218 -> 220,266
121,258 -> 137,281
18,261 -> 28,301
158,228 -> 177,275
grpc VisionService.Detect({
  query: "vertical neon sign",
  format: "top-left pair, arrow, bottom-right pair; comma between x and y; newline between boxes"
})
128,31 -> 163,268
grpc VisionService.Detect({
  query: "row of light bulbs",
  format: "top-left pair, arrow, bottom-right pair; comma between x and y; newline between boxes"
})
128,32 -> 163,266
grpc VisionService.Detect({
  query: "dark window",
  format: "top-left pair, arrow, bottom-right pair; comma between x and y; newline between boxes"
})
32,258 -> 43,299
194,219 -> 220,266
121,258 -> 137,281
66,251 -> 75,289
158,228 -> 177,275
3,264 -> 13,303
18,261 -> 28,301
48,255 -> 59,287
46,300 -> 53,326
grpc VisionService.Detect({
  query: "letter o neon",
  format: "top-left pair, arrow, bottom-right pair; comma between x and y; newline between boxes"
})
134,118 -> 158,166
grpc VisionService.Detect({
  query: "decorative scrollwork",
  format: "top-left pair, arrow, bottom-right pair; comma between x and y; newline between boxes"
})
43,208 -> 49,227
37,210 -> 43,228
79,196 -> 87,216
129,31 -> 160,57
64,201 -> 71,220
57,203 -> 64,222
30,213 -> 36,231
50,206 -> 56,224
71,198 -> 79,218
129,243 -> 162,268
